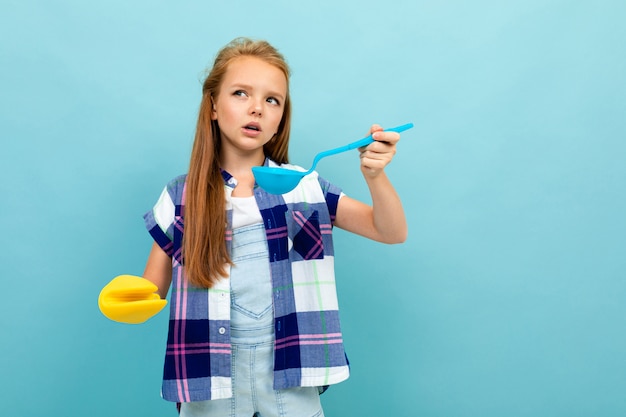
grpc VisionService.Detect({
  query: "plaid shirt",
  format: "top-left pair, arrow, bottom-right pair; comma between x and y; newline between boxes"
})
143,160 -> 350,403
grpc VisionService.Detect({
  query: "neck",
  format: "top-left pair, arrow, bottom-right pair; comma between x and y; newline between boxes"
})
220,151 -> 265,198
220,148 -> 265,172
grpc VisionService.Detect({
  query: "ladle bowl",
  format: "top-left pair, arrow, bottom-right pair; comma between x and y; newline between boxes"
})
252,122 -> 414,194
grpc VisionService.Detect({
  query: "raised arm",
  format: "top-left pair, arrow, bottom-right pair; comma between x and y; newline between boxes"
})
334,124 -> 408,243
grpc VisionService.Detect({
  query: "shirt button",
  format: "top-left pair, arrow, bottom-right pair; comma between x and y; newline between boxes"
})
218,327 -> 226,335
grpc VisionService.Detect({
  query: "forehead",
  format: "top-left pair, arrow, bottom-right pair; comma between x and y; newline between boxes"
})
221,56 -> 288,95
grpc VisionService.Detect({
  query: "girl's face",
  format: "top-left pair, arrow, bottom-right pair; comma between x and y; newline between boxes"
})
212,56 -> 287,161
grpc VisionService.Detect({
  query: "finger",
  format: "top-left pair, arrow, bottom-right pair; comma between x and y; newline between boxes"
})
360,157 -> 390,174
360,147 -> 394,164
360,154 -> 393,168
361,140 -> 397,157
358,124 -> 384,152
372,130 -> 400,145
367,124 -> 383,136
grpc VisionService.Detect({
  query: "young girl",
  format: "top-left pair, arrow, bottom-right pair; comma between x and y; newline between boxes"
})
141,37 -> 407,417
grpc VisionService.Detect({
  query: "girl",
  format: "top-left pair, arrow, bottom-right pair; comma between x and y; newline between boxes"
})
142,37 -> 407,417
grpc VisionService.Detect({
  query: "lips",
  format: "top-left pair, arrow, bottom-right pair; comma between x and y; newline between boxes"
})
243,122 -> 262,132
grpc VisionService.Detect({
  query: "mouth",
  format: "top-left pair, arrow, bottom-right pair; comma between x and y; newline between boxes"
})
243,122 -> 262,132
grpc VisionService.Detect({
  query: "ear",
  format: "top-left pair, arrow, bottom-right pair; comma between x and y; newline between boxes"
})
210,97 -> 218,120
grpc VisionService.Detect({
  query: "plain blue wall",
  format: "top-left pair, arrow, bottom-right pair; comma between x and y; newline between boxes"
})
1,1 -> 625,416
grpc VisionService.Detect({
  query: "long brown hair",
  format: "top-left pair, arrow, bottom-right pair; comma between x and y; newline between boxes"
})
184,38 -> 292,288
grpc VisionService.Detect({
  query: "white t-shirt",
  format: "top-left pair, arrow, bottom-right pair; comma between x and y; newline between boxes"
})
230,196 -> 263,229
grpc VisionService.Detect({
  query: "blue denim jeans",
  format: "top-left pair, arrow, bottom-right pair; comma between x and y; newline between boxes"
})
180,223 -> 324,417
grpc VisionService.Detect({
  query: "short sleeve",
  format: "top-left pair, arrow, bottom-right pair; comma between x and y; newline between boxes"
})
143,175 -> 186,257
317,175 -> 344,225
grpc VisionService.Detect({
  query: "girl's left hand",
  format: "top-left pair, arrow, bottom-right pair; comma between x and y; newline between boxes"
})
359,124 -> 400,178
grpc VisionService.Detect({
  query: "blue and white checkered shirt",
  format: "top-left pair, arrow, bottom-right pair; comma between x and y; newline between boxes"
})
144,159 -> 350,403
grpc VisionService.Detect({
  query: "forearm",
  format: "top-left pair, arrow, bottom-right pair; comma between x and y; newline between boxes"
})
365,171 -> 408,243
334,123 -> 408,243
143,242 -> 173,299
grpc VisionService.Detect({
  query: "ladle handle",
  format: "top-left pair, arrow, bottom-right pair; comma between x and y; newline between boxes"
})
346,122 -> 415,150
309,122 -> 414,172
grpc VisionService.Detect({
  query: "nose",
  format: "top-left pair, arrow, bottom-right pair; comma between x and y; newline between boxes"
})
250,100 -> 263,116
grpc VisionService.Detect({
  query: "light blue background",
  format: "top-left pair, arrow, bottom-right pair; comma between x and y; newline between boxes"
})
1,1 -> 625,416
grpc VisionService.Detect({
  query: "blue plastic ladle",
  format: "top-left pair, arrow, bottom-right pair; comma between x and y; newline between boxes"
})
252,122 -> 414,194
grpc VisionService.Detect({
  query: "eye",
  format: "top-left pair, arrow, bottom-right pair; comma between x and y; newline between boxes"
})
266,97 -> 280,106
233,90 -> 248,97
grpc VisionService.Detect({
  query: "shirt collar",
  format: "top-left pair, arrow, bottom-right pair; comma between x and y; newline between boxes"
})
220,157 -> 275,189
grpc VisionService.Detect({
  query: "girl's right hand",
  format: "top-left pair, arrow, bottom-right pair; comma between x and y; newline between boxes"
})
98,275 -> 167,324
358,124 -> 401,179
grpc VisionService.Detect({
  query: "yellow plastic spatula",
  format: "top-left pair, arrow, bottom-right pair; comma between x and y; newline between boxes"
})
98,275 -> 167,324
